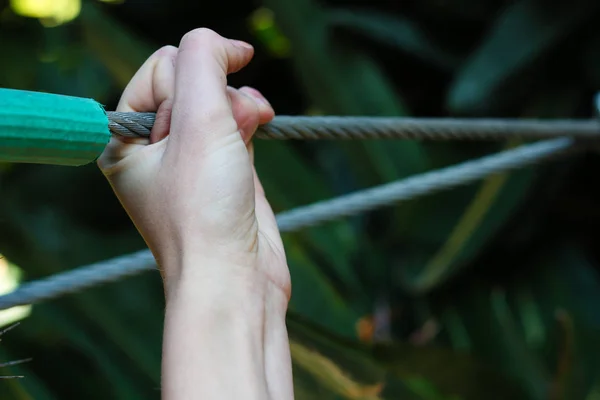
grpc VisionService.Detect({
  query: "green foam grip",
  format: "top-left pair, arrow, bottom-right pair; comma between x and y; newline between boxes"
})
0,88 -> 110,166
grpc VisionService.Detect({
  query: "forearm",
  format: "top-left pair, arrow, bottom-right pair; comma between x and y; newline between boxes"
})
161,259 -> 292,400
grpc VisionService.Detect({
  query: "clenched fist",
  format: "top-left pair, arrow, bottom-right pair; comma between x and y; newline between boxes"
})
98,28 -> 293,400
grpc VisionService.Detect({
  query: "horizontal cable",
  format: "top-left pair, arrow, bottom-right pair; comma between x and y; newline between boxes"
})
0,137 -> 579,310
107,112 -> 600,141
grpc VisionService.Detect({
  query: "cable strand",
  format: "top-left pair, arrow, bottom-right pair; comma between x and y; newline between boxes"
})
107,112 -> 600,141
0,137 -> 579,310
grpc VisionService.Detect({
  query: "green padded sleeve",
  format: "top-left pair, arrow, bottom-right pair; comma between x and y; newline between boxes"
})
0,88 -> 110,166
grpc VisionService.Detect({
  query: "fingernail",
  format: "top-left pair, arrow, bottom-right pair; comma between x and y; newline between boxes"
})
230,39 -> 253,50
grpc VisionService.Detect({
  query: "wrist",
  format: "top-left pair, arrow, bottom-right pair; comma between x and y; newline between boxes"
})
161,258 -> 273,400
155,240 -> 256,289
164,253 -> 287,314
165,267 -> 268,333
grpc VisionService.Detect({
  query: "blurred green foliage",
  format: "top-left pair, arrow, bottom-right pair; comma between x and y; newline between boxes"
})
1,0 -> 600,398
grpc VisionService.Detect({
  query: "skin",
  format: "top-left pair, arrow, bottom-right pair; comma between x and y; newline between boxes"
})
97,28 -> 294,400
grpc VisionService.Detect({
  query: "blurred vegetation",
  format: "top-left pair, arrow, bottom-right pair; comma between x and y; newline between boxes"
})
1,0 -> 600,398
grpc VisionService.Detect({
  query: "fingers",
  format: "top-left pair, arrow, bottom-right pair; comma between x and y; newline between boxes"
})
98,45 -> 177,170
229,87 -> 275,144
236,86 -> 275,167
228,87 -> 259,144
239,86 -> 275,126
117,45 -> 177,144
102,27 -> 274,171
169,28 -> 255,153
150,54 -> 177,143
117,45 -> 177,114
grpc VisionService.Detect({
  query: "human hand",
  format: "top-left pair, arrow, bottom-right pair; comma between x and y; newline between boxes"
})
97,29 -> 290,301
98,28 -> 294,400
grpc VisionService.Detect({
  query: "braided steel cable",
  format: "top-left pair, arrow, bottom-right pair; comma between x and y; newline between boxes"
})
0,251 -> 156,310
107,112 -> 600,141
0,137 -> 579,310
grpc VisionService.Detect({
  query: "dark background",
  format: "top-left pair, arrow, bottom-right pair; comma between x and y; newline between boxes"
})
1,0 -> 600,398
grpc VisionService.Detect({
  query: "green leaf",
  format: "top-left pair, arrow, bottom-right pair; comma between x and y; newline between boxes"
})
79,1 -> 154,90
258,0 -> 431,194
528,245 -> 600,400
256,0 -> 438,307
435,285 -> 547,400
0,164 -> 163,397
0,22 -> 41,91
255,140 -> 364,336
431,243 -> 600,400
490,288 -> 549,400
398,85 -> 583,293
447,0 -> 600,114
403,155 -> 533,293
0,356 -> 56,400
25,305 -> 146,399
286,240 -> 360,338
287,312 -> 529,400
35,27 -> 114,102
327,8 -> 461,71
260,0 -> 408,116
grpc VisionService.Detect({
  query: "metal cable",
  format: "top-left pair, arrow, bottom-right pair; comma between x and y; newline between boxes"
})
275,137 -> 576,230
0,137 -> 578,310
107,112 -> 600,141
0,251 -> 156,310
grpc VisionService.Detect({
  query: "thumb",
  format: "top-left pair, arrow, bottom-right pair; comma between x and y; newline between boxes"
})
165,29 -> 255,164
98,45 -> 177,171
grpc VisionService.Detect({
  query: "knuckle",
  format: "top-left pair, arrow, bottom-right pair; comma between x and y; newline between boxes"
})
157,45 -> 178,57
179,28 -> 222,50
152,45 -> 178,61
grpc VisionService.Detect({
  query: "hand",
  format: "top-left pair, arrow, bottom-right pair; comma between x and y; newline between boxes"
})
97,28 -> 293,399
97,29 -> 290,299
